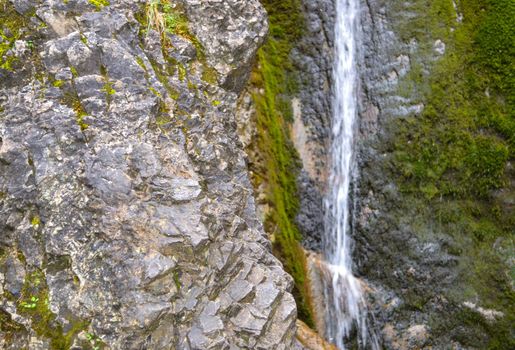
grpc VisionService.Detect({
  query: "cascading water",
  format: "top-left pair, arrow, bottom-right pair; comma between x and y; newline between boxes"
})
323,0 -> 378,349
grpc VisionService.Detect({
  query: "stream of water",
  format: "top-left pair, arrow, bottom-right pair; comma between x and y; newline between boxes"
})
323,0 -> 379,348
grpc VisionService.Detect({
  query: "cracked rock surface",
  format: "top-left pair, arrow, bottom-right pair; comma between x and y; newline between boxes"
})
0,0 -> 299,349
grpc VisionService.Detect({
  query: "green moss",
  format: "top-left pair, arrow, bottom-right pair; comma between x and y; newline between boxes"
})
17,270 -> 89,349
154,99 -> 172,129
61,90 -> 89,131
160,1 -> 189,37
173,270 -> 181,290
52,80 -> 65,88
88,0 -> 109,11
31,215 -> 40,226
177,63 -> 186,82
148,58 -> 180,100
0,0 -> 30,71
249,0 -> 314,327
80,34 -> 88,46
389,0 -> 514,346
155,114 -> 171,126
100,65 -> 116,101
76,112 -> 88,131
149,86 -> 162,97
393,0 -> 513,198
85,332 -> 106,350
139,0 -> 201,53
102,82 -> 115,95
201,65 -> 218,85
187,79 -> 196,91
135,57 -> 148,73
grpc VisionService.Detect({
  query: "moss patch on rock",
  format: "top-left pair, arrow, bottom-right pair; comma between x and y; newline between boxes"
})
88,0 -> 110,11
248,0 -> 315,327
388,0 -> 514,347
0,0 -> 30,71
14,269 -> 90,350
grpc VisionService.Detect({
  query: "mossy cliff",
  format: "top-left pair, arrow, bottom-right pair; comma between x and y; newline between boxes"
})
356,0 -> 514,348
244,0 -> 317,327
0,1 -> 28,70
394,1 -> 514,346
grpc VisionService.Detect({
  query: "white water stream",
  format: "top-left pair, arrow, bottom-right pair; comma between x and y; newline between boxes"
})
323,0 -> 379,349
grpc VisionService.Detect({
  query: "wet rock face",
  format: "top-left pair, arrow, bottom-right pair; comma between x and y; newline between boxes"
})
0,0 -> 298,348
354,0 -> 509,348
354,0 -> 459,346
291,0 -> 335,252
234,0 -> 334,253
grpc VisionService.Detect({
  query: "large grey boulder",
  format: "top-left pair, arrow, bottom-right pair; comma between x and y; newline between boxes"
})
0,0 -> 298,349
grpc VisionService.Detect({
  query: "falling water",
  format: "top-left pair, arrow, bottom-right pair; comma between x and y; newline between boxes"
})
323,0 -> 378,349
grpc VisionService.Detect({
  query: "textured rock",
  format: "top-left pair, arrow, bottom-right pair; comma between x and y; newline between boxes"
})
296,320 -> 337,350
290,0 -> 336,252
304,252 -> 330,336
0,0 -> 299,348
353,0 -> 512,348
182,0 -> 268,92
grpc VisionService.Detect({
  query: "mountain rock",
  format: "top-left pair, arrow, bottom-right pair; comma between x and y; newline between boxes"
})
0,0 -> 300,348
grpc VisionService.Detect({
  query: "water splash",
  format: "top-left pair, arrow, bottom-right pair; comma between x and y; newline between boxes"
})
323,0 -> 379,348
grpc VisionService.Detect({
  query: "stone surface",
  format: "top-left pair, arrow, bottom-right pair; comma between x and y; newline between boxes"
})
290,0 -> 336,252
296,320 -> 337,350
182,0 -> 268,92
353,0 -> 511,348
0,0 -> 299,348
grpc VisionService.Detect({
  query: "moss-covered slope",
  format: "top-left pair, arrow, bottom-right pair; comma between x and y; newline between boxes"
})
357,0 -> 513,348
246,0 -> 317,326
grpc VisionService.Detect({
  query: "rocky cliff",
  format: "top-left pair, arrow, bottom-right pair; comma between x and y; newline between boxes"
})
1,0 -> 513,349
242,0 -> 513,349
355,0 -> 514,348
0,1 -> 302,349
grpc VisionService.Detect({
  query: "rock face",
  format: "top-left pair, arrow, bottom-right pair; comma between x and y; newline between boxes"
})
183,0 -> 268,92
0,0 -> 300,349
296,319 -> 337,350
275,0 -> 512,348
354,0 -> 512,348
291,0 -> 335,252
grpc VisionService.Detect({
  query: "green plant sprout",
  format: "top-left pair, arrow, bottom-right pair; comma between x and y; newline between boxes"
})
20,296 -> 39,309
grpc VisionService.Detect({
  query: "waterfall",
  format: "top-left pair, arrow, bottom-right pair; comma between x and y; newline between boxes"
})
323,0 -> 378,349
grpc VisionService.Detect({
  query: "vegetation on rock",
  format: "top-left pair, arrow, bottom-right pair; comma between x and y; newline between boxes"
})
144,0 -> 190,40
389,0 -> 514,347
0,0 -> 30,71
249,0 -> 315,327
17,269 -> 90,350
88,0 -> 110,11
